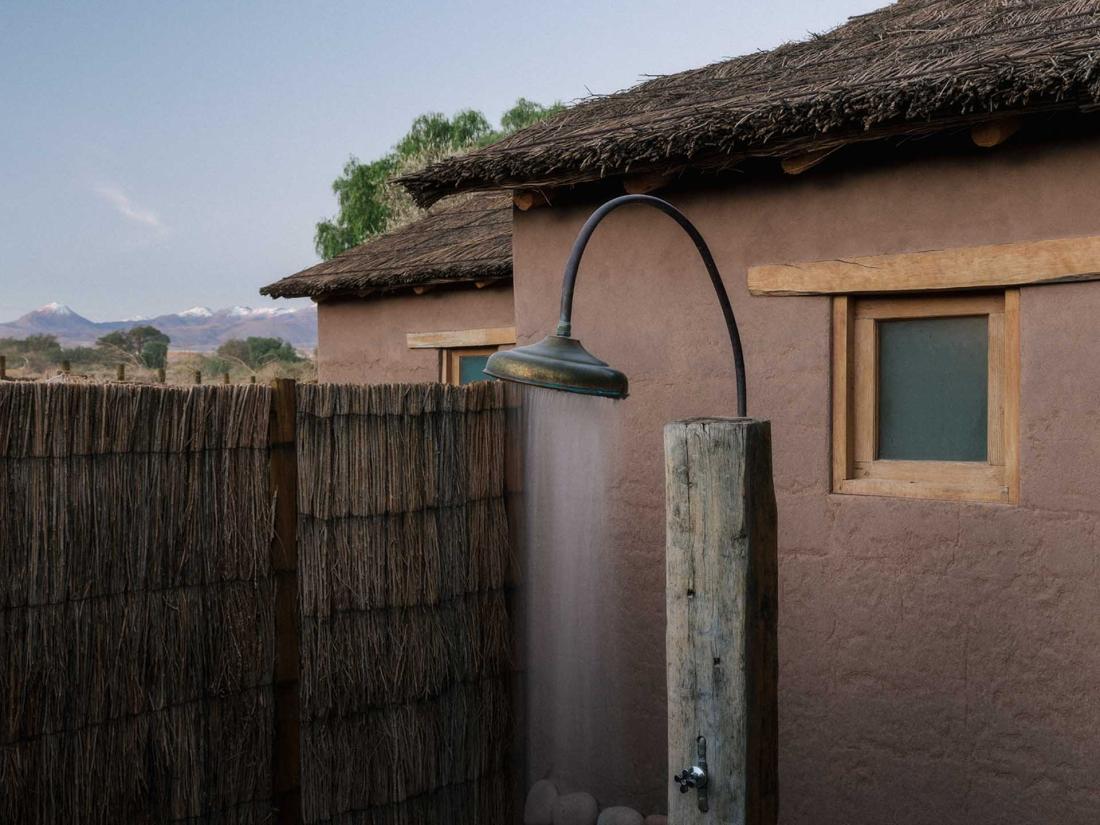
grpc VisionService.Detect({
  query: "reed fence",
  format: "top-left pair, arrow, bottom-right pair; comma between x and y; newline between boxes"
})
0,382 -> 277,824
0,379 -> 514,824
295,382 -> 513,825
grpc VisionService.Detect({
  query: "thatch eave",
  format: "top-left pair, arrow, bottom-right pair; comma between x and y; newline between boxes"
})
399,1 -> 1100,206
261,192 -> 512,301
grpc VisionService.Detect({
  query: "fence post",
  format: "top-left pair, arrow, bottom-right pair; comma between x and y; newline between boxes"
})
0,355 -> 5,379
117,364 -> 125,381
157,367 -> 166,384
269,378 -> 300,824
223,372 -> 231,385
194,370 -> 202,385
664,418 -> 778,825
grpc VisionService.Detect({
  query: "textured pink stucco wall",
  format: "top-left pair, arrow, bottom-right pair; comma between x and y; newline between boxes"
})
314,283 -> 514,383
512,135 -> 1100,822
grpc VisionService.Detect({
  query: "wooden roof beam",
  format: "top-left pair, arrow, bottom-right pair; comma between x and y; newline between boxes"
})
781,147 -> 836,175
513,189 -> 551,211
971,116 -> 1023,148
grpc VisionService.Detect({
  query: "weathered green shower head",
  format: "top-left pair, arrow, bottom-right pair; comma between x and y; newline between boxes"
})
484,334 -> 628,399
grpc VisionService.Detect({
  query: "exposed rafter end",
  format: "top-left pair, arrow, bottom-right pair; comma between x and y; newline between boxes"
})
412,285 -> 434,295
971,117 -> 1023,148
513,189 -> 552,211
781,147 -> 837,175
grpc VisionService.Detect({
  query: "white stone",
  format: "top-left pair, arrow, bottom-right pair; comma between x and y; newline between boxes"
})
525,779 -> 559,825
597,806 -> 644,825
553,791 -> 599,825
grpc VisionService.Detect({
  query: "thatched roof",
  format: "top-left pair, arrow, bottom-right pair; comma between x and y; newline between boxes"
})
261,192 -> 511,299
402,0 -> 1100,206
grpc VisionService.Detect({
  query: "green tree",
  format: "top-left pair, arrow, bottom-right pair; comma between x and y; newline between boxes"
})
314,98 -> 564,259
216,337 -> 301,369
16,334 -> 62,354
97,325 -> 170,368
247,337 -> 302,366
314,156 -> 395,260
215,338 -> 251,366
395,110 -> 494,157
141,340 -> 168,370
498,98 -> 564,135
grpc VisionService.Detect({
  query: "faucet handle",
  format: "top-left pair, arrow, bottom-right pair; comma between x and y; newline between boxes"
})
672,736 -> 709,812
673,769 -> 696,792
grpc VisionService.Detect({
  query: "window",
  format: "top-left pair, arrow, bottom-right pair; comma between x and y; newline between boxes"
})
443,347 -> 496,385
405,326 -> 516,387
832,292 -> 1019,503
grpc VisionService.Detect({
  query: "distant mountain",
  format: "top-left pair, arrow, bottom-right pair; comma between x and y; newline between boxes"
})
0,302 -> 316,351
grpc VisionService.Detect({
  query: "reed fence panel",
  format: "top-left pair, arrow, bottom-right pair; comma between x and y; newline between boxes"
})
0,383 -> 277,824
296,382 -> 513,825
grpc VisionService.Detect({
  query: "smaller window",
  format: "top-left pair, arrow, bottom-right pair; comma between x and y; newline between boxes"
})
832,291 -> 1019,503
443,347 -> 497,386
405,327 -> 516,387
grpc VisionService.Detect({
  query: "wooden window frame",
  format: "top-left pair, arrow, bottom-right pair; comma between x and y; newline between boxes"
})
832,291 -> 1020,504
406,326 -> 516,349
749,235 -> 1100,295
442,346 -> 497,386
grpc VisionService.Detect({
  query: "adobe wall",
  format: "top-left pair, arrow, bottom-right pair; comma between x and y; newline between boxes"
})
315,282 -> 514,383
511,134 -> 1100,822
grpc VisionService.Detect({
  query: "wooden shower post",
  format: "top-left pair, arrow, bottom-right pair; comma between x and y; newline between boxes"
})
269,378 -> 301,824
664,418 -> 778,825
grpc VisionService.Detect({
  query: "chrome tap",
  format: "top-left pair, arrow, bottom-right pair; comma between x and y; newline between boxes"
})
672,735 -> 709,812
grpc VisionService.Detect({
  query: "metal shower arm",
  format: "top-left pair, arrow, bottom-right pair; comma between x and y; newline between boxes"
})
554,193 -> 748,417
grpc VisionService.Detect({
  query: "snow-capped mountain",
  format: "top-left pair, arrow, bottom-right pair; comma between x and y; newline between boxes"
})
8,303 -> 106,338
39,302 -> 74,316
0,302 -> 317,351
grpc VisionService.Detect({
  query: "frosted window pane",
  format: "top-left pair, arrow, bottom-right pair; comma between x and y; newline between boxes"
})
877,316 -> 988,461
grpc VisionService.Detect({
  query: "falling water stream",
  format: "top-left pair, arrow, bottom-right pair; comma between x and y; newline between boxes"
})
507,384 -> 663,818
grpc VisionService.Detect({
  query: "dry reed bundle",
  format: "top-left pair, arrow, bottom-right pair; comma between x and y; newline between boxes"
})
300,679 -> 511,822
300,590 -> 510,714
296,383 -> 513,825
297,497 -> 509,616
0,382 -> 276,824
310,772 -> 512,825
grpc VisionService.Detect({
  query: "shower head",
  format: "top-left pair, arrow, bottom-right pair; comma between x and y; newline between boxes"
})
482,194 -> 747,415
484,334 -> 628,399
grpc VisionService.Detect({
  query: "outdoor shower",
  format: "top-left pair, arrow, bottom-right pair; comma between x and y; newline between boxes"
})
484,194 -> 748,416
488,194 -> 776,823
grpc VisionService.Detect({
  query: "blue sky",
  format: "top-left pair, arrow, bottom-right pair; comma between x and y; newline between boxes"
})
0,0 -> 881,321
